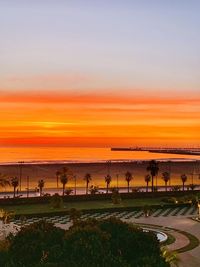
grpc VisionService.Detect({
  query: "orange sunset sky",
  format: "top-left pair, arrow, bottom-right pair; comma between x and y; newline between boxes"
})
1,89 -> 199,147
0,1 -> 200,148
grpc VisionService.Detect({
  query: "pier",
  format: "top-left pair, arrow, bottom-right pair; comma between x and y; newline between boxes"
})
111,147 -> 200,156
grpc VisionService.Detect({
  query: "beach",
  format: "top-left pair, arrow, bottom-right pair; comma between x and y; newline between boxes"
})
0,160 -> 199,194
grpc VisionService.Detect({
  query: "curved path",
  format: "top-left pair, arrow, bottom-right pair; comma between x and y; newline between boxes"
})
128,215 -> 200,267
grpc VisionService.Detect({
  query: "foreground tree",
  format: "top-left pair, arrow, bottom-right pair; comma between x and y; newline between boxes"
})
147,160 -> 159,192
105,174 -> 112,193
162,172 -> 170,192
144,174 -> 151,192
83,173 -> 92,194
68,217 -> 169,267
11,177 -> 19,198
6,220 -> 65,266
38,179 -> 45,196
0,218 -> 169,267
181,174 -> 187,191
125,171 -> 133,193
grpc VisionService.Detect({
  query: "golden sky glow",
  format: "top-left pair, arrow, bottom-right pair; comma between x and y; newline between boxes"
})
1,90 -> 199,147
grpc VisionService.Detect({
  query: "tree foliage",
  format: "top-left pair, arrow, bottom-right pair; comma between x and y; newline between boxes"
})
0,218 -> 169,267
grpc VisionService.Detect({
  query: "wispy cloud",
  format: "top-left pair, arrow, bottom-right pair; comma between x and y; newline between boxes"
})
1,89 -> 199,105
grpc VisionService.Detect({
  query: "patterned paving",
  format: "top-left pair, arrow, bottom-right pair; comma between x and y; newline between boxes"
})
11,206 -> 198,226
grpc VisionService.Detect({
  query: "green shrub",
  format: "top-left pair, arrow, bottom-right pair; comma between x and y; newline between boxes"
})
161,197 -> 177,204
49,194 -> 63,209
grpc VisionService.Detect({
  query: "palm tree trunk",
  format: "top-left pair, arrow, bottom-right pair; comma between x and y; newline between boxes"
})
183,182 -> 185,191
86,182 -> 88,194
63,184 -> 65,196
13,187 -> 16,198
151,175 -> 154,192
106,183 -> 108,193
127,181 -> 129,193
56,176 -> 59,188
165,182 -> 167,192
146,182 -> 148,192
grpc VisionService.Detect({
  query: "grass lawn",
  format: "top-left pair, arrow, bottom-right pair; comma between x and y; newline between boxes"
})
0,197 -> 165,216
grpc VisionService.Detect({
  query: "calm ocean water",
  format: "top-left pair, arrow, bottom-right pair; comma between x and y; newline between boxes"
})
0,147 -> 199,164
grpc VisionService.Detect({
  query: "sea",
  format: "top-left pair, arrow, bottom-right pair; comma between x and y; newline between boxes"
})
0,146 -> 199,164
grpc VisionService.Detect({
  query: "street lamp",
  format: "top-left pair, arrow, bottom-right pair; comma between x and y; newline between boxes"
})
116,174 -> 119,190
106,160 -> 111,175
18,161 -> 24,192
74,175 -> 77,195
26,176 -> 29,198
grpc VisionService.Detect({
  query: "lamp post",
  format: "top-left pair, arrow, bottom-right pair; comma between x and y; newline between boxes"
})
116,174 -> 119,190
74,175 -> 77,195
155,173 -> 158,191
18,161 -> 24,192
106,160 -> 111,175
26,176 -> 29,198
168,160 -> 171,188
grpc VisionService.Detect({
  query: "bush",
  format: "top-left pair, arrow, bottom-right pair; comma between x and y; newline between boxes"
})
111,188 -> 121,204
161,197 -> 177,204
6,220 -> 65,266
170,186 -> 181,192
49,194 -> 63,209
64,188 -> 73,195
89,185 -> 99,195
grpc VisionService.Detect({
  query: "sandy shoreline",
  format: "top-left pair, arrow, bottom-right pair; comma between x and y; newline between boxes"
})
0,161 -> 199,192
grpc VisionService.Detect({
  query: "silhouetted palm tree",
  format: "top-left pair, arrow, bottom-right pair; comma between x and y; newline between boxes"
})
60,174 -> 68,196
62,167 -> 69,174
105,174 -> 112,193
38,179 -> 45,196
125,171 -> 133,193
83,173 -> 92,194
162,171 -> 170,191
11,177 -> 19,198
144,174 -> 151,192
59,167 -> 73,196
181,174 -> 187,191
0,173 -> 10,188
55,171 -> 61,188
146,160 -> 159,192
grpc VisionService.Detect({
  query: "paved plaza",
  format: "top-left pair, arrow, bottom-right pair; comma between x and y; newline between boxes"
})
10,205 -> 198,226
